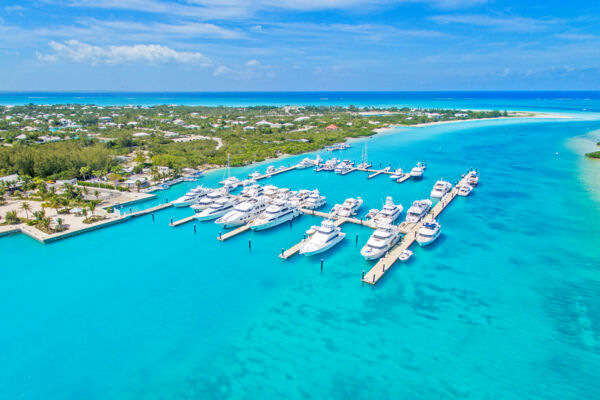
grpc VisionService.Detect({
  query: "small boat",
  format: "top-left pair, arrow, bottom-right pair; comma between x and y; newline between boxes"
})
266,165 -> 277,174
191,189 -> 227,211
458,184 -> 473,197
299,219 -> 346,256
398,249 -> 413,262
365,208 -> 379,220
467,171 -> 479,186
320,159 -> 338,171
416,219 -> 441,246
410,162 -> 426,179
249,171 -> 261,179
430,180 -> 452,198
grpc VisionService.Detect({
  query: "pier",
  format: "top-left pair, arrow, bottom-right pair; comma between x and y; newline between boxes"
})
366,168 -> 393,179
169,214 -> 196,227
396,174 -> 411,183
362,173 -> 470,285
217,224 -> 251,241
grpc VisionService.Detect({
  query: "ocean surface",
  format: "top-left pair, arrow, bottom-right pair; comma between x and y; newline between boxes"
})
1,93 -> 600,399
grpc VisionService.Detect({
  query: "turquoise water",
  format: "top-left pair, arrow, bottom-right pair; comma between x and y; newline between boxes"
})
2,110 -> 600,398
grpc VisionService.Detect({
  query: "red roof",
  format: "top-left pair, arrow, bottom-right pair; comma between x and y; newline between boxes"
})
326,124 -> 338,130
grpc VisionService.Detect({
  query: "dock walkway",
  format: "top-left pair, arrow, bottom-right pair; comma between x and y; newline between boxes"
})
217,224 -> 251,241
362,173 -> 470,285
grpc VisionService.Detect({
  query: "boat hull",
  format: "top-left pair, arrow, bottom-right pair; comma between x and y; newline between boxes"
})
250,212 -> 299,231
196,209 -> 232,221
417,230 -> 440,246
300,233 -> 345,256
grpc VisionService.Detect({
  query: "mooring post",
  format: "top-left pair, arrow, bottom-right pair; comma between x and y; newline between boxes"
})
320,259 -> 323,271
249,239 -> 251,250
194,224 -> 196,234
152,212 -> 154,222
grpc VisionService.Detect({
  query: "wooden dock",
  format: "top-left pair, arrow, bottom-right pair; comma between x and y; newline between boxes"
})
340,167 -> 357,176
367,169 -> 392,179
169,214 -> 196,227
129,202 -> 172,218
254,166 -> 296,181
362,173 -> 470,285
217,224 -> 251,241
396,174 -> 411,184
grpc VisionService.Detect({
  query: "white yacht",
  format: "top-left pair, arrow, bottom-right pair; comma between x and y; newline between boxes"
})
250,200 -> 301,231
220,176 -> 240,187
319,159 -> 338,171
334,160 -> 353,174
467,171 -> 479,186
303,190 -> 327,210
410,162 -> 425,179
296,158 -> 314,169
416,219 -> 441,246
191,189 -> 227,212
266,165 -> 277,174
172,186 -> 211,207
299,219 -> 345,256
365,208 -> 379,220
360,223 -> 402,260
215,197 -> 267,228
405,199 -> 433,224
390,168 -> 404,180
430,180 -> 452,198
373,196 -> 403,226
262,184 -> 279,197
241,184 -> 264,198
458,184 -> 473,197
333,197 -> 363,217
249,171 -> 262,180
196,198 -> 238,221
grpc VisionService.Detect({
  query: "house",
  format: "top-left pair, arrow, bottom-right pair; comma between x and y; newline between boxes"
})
326,124 -> 338,131
15,134 -> 27,140
132,132 -> 151,138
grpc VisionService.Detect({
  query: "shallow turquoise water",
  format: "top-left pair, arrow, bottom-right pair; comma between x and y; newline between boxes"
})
2,116 -> 600,399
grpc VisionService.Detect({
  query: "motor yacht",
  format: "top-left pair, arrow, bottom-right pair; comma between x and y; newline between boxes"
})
390,168 -> 404,180
360,223 -> 402,260
219,176 -> 240,187
410,162 -> 425,179
215,197 -> 267,228
303,190 -> 327,210
405,199 -> 432,224
430,180 -> 452,198
299,219 -> 345,256
416,219 -> 441,246
296,158 -> 314,169
373,196 -> 403,226
191,189 -> 227,212
458,184 -> 473,197
171,186 -> 211,207
249,171 -> 261,180
196,197 -> 238,221
266,165 -> 277,174
250,200 -> 301,231
333,197 -> 363,217
241,184 -> 264,198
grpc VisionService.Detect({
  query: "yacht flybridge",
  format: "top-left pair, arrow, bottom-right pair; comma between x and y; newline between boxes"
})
405,199 -> 432,224
372,196 -> 403,226
172,186 -> 211,207
416,218 -> 441,246
430,180 -> 452,198
332,197 -> 363,218
299,219 -> 345,256
216,197 -> 267,228
360,223 -> 402,260
250,200 -> 301,231
196,197 -> 239,221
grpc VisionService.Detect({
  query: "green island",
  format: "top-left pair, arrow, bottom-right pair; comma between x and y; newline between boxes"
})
585,142 -> 600,159
0,104 -> 511,183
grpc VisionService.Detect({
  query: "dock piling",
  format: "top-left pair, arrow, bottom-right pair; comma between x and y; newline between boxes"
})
281,247 -> 284,257
249,239 -> 251,250
193,224 -> 196,234
152,212 -> 154,222
219,231 -> 222,240
170,217 -> 173,224
320,259 -> 323,271
355,234 -> 358,245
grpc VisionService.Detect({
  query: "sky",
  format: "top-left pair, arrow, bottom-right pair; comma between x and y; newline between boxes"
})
0,0 -> 599,91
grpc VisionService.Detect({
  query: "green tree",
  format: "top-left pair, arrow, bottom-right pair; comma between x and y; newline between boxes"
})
20,201 -> 31,221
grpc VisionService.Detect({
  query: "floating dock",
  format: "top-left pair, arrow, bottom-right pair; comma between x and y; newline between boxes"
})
366,168 -> 393,179
169,214 -> 196,227
362,173 -> 469,285
396,174 -> 411,184
217,224 -> 251,241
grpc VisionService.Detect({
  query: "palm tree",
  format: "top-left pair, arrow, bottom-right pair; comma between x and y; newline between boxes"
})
41,217 -> 51,231
94,190 -> 99,200
5,210 -> 18,224
55,217 -> 64,230
20,202 -> 31,221
88,200 -> 100,216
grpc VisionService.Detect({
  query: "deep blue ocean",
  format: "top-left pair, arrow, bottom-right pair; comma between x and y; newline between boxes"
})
1,92 -> 600,399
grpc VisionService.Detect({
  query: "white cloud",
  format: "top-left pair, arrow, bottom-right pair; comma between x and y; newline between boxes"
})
213,65 -> 231,76
37,40 -> 211,66
554,33 -> 597,40
246,59 -> 260,66
4,5 -> 25,12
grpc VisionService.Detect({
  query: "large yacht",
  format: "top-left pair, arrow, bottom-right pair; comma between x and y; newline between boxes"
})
196,197 -> 238,221
333,197 -> 363,217
360,223 -> 402,260
373,196 -> 403,226
334,160 -> 353,174
430,180 -> 452,198
250,200 -> 301,231
390,168 -> 404,180
303,190 -> 326,210
219,176 -> 240,187
410,162 -> 426,179
241,184 -> 264,198
296,158 -> 315,169
215,197 -> 268,228
299,219 -> 345,256
416,219 -> 441,246
262,184 -> 279,198
266,165 -> 277,174
191,189 -> 227,212
405,199 -> 433,224
172,186 -> 211,208
319,159 -> 338,171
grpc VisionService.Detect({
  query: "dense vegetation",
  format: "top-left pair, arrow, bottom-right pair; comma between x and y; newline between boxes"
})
0,104 -> 508,180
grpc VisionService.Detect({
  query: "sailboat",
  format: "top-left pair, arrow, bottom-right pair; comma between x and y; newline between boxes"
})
357,143 -> 372,169
219,153 -> 240,186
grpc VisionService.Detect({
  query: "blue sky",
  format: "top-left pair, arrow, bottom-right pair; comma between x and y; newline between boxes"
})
0,0 -> 599,91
